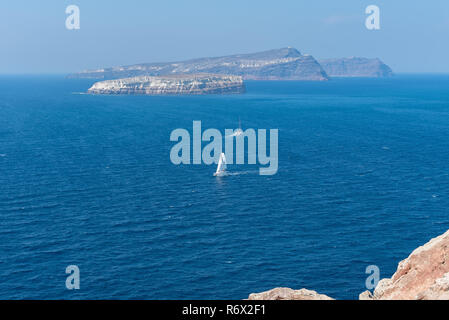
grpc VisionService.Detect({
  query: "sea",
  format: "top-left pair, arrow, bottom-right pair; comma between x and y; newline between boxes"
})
1,74 -> 449,299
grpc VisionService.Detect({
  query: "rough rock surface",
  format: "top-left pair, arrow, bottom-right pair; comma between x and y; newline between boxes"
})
319,57 -> 393,78
361,229 -> 449,300
247,287 -> 334,300
87,74 -> 245,95
69,47 -> 328,81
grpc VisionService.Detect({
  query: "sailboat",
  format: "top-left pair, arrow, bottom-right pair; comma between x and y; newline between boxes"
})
214,153 -> 227,176
232,118 -> 243,137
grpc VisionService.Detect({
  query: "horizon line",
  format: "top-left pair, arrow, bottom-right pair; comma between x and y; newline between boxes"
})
2,72 -> 449,77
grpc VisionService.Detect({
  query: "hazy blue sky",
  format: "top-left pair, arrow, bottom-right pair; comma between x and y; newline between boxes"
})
1,0 -> 448,73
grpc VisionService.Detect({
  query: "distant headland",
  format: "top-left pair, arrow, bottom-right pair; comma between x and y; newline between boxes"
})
319,57 -> 393,78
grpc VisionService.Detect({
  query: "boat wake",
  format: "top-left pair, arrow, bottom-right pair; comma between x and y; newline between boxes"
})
226,170 -> 258,176
214,170 -> 259,177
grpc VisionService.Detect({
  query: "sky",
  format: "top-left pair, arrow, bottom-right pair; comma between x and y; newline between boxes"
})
1,0 -> 449,74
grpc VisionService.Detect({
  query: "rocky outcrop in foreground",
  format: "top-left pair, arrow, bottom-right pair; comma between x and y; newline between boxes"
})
87,74 -> 245,95
70,47 -> 328,81
248,288 -> 334,300
360,229 -> 449,300
250,229 -> 449,300
319,57 -> 393,78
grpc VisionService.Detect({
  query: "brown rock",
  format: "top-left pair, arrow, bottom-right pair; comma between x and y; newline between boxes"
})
358,290 -> 374,300
371,229 -> 449,300
248,287 -> 334,300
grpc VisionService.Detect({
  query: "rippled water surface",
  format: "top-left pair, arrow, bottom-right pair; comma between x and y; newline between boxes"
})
1,75 -> 449,299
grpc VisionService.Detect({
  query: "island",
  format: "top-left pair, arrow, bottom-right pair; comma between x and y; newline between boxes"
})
72,49 -> 395,93
318,57 -> 393,78
69,47 -> 329,81
87,74 -> 245,95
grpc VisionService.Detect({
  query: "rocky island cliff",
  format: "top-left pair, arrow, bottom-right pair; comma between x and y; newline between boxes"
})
319,57 -> 393,78
359,228 -> 449,300
249,229 -> 449,300
71,48 -> 394,82
77,48 -> 394,95
87,74 -> 245,95
70,47 -> 328,81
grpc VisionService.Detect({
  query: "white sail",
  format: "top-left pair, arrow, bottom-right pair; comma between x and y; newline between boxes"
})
214,153 -> 227,176
232,118 -> 243,137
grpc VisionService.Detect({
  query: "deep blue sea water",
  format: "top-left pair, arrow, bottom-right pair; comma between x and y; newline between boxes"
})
1,75 -> 449,299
